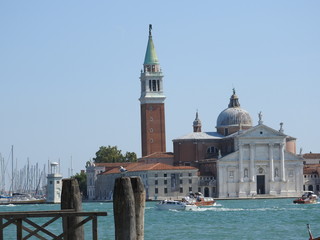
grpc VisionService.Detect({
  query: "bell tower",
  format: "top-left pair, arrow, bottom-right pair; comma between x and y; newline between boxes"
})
139,24 -> 166,157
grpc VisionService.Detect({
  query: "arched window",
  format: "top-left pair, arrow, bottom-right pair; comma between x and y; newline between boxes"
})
308,185 -> 314,191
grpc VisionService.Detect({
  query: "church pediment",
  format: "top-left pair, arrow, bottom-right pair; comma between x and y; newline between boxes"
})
237,124 -> 286,139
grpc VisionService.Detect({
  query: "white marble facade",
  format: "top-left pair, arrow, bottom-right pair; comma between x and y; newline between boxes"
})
217,124 -> 304,198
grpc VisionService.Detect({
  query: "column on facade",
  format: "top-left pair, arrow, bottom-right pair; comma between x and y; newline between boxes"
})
269,143 -> 274,182
239,144 -> 244,182
280,143 -> 286,181
249,144 -> 255,182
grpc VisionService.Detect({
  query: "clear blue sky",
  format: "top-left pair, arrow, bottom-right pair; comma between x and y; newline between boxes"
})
0,1 -> 319,183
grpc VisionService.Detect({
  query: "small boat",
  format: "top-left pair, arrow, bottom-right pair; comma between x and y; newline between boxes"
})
293,191 -> 318,204
0,193 -> 46,205
156,200 -> 198,211
183,192 -> 216,206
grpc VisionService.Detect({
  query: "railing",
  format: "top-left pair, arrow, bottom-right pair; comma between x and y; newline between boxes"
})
0,209 -> 107,240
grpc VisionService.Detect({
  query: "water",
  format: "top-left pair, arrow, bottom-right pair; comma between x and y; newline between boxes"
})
0,198 -> 319,239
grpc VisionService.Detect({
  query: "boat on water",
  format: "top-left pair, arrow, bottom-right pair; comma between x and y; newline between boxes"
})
156,200 -> 198,211
0,193 -> 46,205
183,192 -> 216,206
293,191 -> 318,204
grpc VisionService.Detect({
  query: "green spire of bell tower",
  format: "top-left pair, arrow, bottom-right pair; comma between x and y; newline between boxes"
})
144,24 -> 159,65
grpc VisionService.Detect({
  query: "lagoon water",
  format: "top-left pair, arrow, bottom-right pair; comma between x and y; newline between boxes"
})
0,198 -> 319,240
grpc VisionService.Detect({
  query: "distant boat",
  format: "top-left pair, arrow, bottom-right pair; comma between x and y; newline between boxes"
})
0,193 -> 46,205
183,192 -> 216,206
293,191 -> 318,204
156,200 -> 198,211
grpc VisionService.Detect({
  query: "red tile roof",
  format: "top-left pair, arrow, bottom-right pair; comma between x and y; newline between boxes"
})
95,162 -> 131,167
303,153 -> 320,159
139,152 -> 174,159
303,164 -> 320,175
103,162 -> 197,175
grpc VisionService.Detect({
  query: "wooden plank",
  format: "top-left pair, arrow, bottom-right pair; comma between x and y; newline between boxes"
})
24,217 -> 59,239
0,217 -> 3,240
4,217 -> 48,240
17,219 -> 22,240
92,216 -> 98,240
56,216 -> 92,240
0,210 -> 107,240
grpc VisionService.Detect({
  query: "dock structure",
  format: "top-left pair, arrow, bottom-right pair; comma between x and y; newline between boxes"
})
0,178 -> 107,240
0,210 -> 107,240
0,177 -> 147,240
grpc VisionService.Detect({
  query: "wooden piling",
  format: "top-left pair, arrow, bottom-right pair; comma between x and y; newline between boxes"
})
131,177 -> 146,240
61,178 -> 84,240
113,177 -> 136,240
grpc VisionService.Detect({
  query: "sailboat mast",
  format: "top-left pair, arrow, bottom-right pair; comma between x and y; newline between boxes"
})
11,145 -> 14,195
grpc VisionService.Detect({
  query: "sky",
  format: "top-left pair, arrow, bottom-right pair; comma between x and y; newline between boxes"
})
0,1 -> 319,187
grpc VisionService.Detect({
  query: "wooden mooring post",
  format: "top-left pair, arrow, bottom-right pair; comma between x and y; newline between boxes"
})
61,178 -> 84,240
113,176 -> 146,240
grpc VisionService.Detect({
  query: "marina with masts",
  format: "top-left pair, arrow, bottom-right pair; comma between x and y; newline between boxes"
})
0,146 -> 49,203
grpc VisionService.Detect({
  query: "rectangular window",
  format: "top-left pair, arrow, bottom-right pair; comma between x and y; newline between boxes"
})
180,179 -> 183,184
164,180 -> 167,185
164,188 -> 168,194
189,179 -> 192,184
164,173 -> 167,177
155,188 -> 158,194
189,187 -> 192,192
155,180 -> 158,185
188,173 -> 192,177
180,187 -> 183,193
155,173 -> 158,177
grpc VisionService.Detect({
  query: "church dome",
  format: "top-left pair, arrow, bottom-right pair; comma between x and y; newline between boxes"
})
216,89 -> 252,131
217,107 -> 252,127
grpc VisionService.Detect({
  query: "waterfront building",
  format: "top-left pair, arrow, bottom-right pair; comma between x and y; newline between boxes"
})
94,162 -> 198,200
303,164 -> 320,195
46,162 -> 62,203
173,90 -> 304,198
86,162 -> 130,200
302,153 -> 320,164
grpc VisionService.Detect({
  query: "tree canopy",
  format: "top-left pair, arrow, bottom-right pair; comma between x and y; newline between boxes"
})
93,145 -> 137,163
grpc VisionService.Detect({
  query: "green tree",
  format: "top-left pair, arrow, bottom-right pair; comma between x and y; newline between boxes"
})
93,145 -> 137,163
73,171 -> 87,199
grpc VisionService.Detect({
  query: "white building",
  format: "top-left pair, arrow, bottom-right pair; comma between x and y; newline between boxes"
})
46,162 -> 62,203
93,162 -> 199,201
217,123 -> 304,198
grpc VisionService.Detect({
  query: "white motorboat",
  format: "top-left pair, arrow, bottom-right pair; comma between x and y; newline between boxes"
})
156,200 -> 198,211
293,191 -> 318,204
